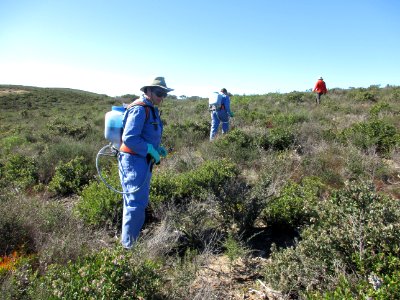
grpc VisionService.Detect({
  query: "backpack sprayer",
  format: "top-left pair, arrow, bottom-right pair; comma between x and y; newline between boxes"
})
209,92 -> 230,123
96,105 -> 153,194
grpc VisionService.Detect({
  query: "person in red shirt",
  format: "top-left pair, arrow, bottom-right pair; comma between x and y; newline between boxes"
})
313,77 -> 328,104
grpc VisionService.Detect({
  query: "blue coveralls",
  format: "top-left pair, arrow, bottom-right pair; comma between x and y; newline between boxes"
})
118,95 -> 162,249
210,93 -> 231,141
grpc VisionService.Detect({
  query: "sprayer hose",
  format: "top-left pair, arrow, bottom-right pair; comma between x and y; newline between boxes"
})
95,144 -> 152,195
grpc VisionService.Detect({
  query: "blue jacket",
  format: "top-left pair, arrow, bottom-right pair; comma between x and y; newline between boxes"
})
121,95 -> 163,157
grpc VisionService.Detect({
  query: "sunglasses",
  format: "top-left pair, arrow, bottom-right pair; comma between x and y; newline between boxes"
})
152,89 -> 168,98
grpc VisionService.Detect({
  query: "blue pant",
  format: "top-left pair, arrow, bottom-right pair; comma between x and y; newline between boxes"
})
118,153 -> 152,249
210,110 -> 230,140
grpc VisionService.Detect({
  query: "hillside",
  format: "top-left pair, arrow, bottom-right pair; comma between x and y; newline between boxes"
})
1,84 -> 400,299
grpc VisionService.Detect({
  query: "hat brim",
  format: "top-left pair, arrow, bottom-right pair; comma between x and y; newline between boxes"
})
140,85 -> 174,92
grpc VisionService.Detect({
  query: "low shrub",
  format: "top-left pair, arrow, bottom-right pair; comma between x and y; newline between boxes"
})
46,117 -> 92,140
151,158 -> 239,205
48,156 -> 90,195
348,89 -> 377,102
1,154 -> 38,190
0,208 -> 34,255
210,129 -> 257,163
223,233 -> 249,264
0,194 -> 102,268
11,247 -> 162,300
369,102 -> 391,118
340,119 -> 399,156
263,181 -> 400,298
76,163 -> 121,228
36,139 -> 98,183
269,112 -> 309,127
77,159 -> 238,228
300,147 -> 346,188
0,135 -> 27,156
261,176 -> 325,229
163,120 -> 209,149
356,91 -> 377,102
268,127 -> 296,151
172,199 -> 224,252
214,128 -> 252,147
285,91 -> 307,103
237,109 -> 266,124
215,173 -> 274,233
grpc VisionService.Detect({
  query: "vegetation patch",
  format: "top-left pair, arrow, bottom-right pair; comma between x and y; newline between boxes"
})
1,85 -> 399,298
263,181 -> 400,298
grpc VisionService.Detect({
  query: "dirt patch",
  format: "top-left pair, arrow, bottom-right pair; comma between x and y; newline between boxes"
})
190,255 -> 285,299
186,225 -> 298,299
0,89 -> 29,96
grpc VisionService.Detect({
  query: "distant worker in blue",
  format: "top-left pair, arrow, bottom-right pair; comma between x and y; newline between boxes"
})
118,77 -> 173,249
209,88 -> 234,141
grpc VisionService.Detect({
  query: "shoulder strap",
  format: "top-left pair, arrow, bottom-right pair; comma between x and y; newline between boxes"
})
127,100 -> 156,121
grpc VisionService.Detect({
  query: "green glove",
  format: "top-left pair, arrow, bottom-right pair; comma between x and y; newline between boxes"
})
157,146 -> 168,157
229,112 -> 235,117
147,144 -> 160,164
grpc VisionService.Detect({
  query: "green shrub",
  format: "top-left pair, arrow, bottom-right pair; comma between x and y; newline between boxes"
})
215,173 -> 274,233
223,233 -> 248,264
345,148 -> 368,180
46,117 -> 92,140
30,246 -> 162,300
151,159 -> 238,205
210,129 -> 257,163
149,170 -> 177,204
261,177 -> 325,228
349,89 -> 377,102
238,109 -> 266,124
214,128 -> 251,148
285,91 -> 306,102
321,128 -> 339,142
163,120 -> 209,148
340,119 -> 399,156
268,127 -> 296,151
369,102 -> 391,118
76,163 -> 121,228
36,139 -> 98,183
77,159 -> 238,228
270,112 -> 309,126
0,135 -> 27,156
301,148 -> 346,188
263,181 -> 400,297
0,257 -> 38,299
1,154 -> 38,190
356,91 -> 377,102
48,156 -> 90,195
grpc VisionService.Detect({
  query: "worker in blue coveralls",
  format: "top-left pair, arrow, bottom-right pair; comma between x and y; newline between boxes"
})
118,77 -> 173,249
209,88 -> 234,141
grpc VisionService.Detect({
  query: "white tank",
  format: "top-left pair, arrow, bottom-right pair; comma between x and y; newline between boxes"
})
104,106 -> 125,148
208,92 -> 223,108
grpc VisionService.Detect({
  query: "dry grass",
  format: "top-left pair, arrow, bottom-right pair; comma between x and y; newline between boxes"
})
0,89 -> 29,96
0,194 -> 109,267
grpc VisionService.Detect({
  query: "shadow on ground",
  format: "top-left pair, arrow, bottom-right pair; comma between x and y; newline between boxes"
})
245,225 -> 300,257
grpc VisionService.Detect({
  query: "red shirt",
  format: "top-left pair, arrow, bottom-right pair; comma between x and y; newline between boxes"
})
313,80 -> 327,94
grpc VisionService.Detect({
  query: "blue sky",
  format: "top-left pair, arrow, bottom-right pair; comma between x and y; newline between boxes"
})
1,0 -> 399,97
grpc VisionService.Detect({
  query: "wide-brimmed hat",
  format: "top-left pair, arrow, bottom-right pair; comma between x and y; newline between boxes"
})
140,77 -> 174,92
319,77 -> 324,80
